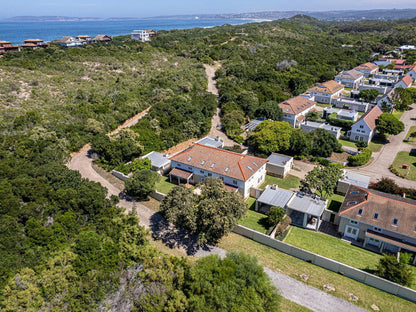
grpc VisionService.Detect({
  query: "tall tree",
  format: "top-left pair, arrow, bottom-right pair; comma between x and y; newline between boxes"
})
250,121 -> 293,155
125,169 -> 159,199
302,166 -> 342,198
376,113 -> 404,138
358,89 -> 379,102
309,128 -> 341,157
254,101 -> 283,121
376,253 -> 414,287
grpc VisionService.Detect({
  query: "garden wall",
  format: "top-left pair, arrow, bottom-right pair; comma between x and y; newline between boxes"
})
150,191 -> 166,201
233,224 -> 416,303
112,170 -> 129,181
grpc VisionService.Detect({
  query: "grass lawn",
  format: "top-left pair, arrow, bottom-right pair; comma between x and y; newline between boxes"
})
284,227 -> 382,270
327,193 -> 345,212
392,110 -> 404,121
339,138 -> 383,153
260,174 -> 301,190
391,151 -> 416,181
404,126 -> 416,145
239,209 -> 269,234
139,197 -> 161,211
155,176 -> 176,194
280,297 -> 313,312
339,139 -> 357,148
219,233 -> 416,312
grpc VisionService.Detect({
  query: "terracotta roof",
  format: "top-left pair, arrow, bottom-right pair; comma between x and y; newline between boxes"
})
354,62 -> 378,71
224,184 -> 238,193
307,80 -> 344,95
21,43 -> 37,47
278,96 -> 316,115
296,115 -> 305,122
0,40 -> 11,44
93,34 -> 112,41
358,105 -> 382,130
339,185 -> 416,238
24,39 -> 43,42
335,69 -> 364,80
169,168 -> 193,180
169,144 -> 268,182
385,59 -> 406,65
394,65 -> 414,70
398,74 -> 413,87
57,36 -> 74,43
76,35 -> 91,39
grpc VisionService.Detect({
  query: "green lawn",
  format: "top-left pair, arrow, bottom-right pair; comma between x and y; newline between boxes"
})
339,139 -> 357,148
219,233 -> 416,312
392,110 -> 404,121
327,193 -> 345,212
404,126 -> 416,145
391,151 -> 416,181
284,227 -> 382,270
155,176 -> 176,194
339,138 -> 383,153
239,209 -> 269,234
260,174 -> 301,190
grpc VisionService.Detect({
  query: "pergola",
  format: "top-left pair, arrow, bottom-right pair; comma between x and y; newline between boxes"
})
169,168 -> 193,187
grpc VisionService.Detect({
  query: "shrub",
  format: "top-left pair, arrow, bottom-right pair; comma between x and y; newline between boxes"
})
348,148 -> 372,166
275,216 -> 292,237
125,169 -> 159,199
267,206 -> 286,227
376,253 -> 414,286
355,140 -> 368,150
327,113 -> 354,129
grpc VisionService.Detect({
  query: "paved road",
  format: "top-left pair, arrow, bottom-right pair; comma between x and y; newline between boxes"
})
349,104 -> 416,189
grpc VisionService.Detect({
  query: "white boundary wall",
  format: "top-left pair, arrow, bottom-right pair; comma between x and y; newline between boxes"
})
233,224 -> 416,303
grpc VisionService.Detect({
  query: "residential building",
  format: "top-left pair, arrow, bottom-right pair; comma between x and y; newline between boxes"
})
358,83 -> 388,95
301,121 -> 341,139
195,136 -> 224,149
266,153 -> 293,178
306,80 -> 344,104
376,93 -> 394,112
145,29 -> 157,37
255,185 -> 327,231
335,69 -> 364,89
142,151 -> 171,175
335,97 -> 371,112
56,36 -> 83,48
347,105 -> 383,143
21,39 -> 48,49
278,96 -> 316,128
92,34 -> 112,43
323,107 -> 358,121
169,143 -> 268,198
131,30 -> 150,42
395,74 -> 413,89
398,45 -> 416,51
354,62 -> 379,77
407,66 -> 416,81
75,35 -> 92,44
0,40 -> 20,54
338,185 -> 416,261
382,69 -> 404,76
337,171 -> 371,195
368,77 -> 395,87
394,65 -> 414,70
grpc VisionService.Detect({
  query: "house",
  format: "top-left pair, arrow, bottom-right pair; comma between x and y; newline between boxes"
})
335,70 -> 364,89
358,83 -> 389,95
21,39 -> 48,49
255,185 -> 327,231
306,80 -> 344,104
142,151 -> 171,175
91,34 -> 112,43
195,136 -> 224,149
145,29 -> 157,37
337,171 -> 371,195
169,143 -> 268,198
347,105 -> 383,143
335,97 -> 371,112
368,77 -> 395,87
398,45 -> 416,51
407,66 -> 416,81
338,185 -> 416,261
354,62 -> 379,77
75,35 -> 92,44
266,153 -> 293,178
395,74 -> 413,89
323,107 -> 358,121
131,30 -> 150,42
382,69 -> 404,76
278,96 -> 316,128
0,40 -> 20,54
376,93 -> 394,112
56,36 -> 83,48
301,121 -> 341,139
394,65 -> 414,70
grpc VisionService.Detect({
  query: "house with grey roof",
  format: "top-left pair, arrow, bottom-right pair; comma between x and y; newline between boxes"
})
242,118 -> 268,132
358,83 -> 389,95
337,171 -> 371,195
323,107 -> 358,121
255,185 -> 293,214
301,121 -> 341,139
196,136 -> 224,149
335,97 -> 371,112
334,69 -> 364,89
142,151 -> 171,175
266,153 -> 293,178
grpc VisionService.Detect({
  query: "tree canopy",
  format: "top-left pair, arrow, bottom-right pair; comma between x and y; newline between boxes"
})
254,101 -> 283,121
125,169 -> 160,199
358,89 -> 379,102
376,253 -> 414,287
250,121 -> 293,155
376,113 -> 405,138
302,166 -> 343,198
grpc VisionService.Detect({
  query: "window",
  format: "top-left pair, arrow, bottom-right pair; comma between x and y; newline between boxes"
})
208,173 -> 212,177
177,163 -> 181,167
373,227 -> 382,233
357,208 -> 363,216
233,180 -> 237,185
220,177 -> 224,181
187,156 -> 192,162
200,170 -> 204,174
201,160 -> 206,165
350,220 -> 358,225
348,201 -> 357,205
373,213 -> 379,220
351,191 -> 359,194
392,218 -> 398,226
360,125 -> 364,129
188,166 -> 192,171
210,163 -> 215,168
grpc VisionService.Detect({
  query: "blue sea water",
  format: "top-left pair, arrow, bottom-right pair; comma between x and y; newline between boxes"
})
0,18 -> 257,45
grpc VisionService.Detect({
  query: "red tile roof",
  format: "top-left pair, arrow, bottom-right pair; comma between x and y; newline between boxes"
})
307,80 -> 344,94
398,74 -> 413,87
278,96 -> 316,115
354,62 -> 378,71
394,65 -> 414,70
170,144 -> 268,181
170,168 -> 193,179
359,105 -> 382,130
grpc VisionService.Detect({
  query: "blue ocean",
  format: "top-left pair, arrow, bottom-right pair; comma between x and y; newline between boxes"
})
0,18 -> 257,45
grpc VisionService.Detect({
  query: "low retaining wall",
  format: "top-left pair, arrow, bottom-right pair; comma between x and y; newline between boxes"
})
150,191 -> 166,201
112,170 -> 129,181
233,224 -> 416,303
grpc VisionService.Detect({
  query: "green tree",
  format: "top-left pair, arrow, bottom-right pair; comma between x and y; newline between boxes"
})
305,110 -> 319,121
302,166 -> 342,198
288,129 -> 312,156
355,140 -> 368,150
125,169 -> 159,199
358,89 -> 379,102
222,110 -> 245,136
376,253 -> 414,286
250,121 -> 293,154
160,178 -> 247,244
309,128 -> 341,157
267,206 -> 286,227
391,88 -> 414,111
376,113 -> 405,138
254,101 -> 283,121
131,157 -> 152,172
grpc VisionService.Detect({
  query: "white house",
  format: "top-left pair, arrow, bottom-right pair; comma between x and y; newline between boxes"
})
278,96 -> 316,128
266,153 -> 293,178
301,121 -> 342,139
335,69 -> 364,89
131,30 -> 150,42
306,80 -> 344,104
142,151 -> 171,175
395,74 -> 413,89
347,105 -> 383,143
335,97 -> 371,112
354,62 -> 379,77
56,36 -> 83,48
169,143 -> 268,198
358,83 -> 388,95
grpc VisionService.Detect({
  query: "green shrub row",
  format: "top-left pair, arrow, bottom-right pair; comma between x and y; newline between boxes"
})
348,148 -> 372,166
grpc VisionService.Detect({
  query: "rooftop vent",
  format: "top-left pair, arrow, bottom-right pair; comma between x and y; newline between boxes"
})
187,156 -> 192,162
201,160 -> 206,165
225,167 -> 229,172
247,165 -> 253,171
210,163 -> 215,168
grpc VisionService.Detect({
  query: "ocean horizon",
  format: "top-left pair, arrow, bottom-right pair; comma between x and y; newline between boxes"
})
0,18 -> 260,45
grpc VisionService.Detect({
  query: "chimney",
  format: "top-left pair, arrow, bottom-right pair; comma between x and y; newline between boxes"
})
403,192 -> 406,198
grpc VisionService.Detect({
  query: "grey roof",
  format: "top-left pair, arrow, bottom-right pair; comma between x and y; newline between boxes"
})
323,107 -> 341,115
267,153 -> 293,166
257,186 -> 294,208
302,121 -> 341,133
335,69 -> 364,80
286,192 -> 327,217
243,118 -> 267,131
341,171 -> 371,189
196,136 -> 223,148
143,151 -> 170,168
337,110 -> 358,118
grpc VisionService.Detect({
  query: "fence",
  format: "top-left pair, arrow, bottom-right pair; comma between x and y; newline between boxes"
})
150,191 -> 166,201
112,170 -> 129,181
233,224 -> 416,303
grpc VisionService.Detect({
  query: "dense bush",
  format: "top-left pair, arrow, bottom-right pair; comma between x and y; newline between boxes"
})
348,148 -> 372,166
327,113 -> 354,129
267,206 -> 286,227
125,169 -> 159,199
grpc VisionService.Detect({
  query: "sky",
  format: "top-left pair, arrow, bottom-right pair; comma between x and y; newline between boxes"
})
2,0 -> 416,19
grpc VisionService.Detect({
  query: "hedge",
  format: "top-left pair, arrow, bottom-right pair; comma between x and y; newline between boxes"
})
327,113 -> 354,129
348,148 -> 372,166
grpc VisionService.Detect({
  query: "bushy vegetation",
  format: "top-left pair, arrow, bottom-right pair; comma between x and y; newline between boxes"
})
376,253 -> 414,287
348,148 -> 372,166
370,177 -> 416,200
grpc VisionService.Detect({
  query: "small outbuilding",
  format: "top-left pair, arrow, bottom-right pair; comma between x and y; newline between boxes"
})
266,153 -> 293,178
337,171 -> 371,195
255,185 -> 294,214
142,151 -> 171,175
195,136 -> 224,149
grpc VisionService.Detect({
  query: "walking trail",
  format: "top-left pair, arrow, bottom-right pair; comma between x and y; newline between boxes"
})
68,106 -> 367,312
